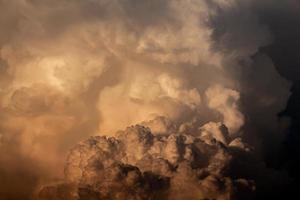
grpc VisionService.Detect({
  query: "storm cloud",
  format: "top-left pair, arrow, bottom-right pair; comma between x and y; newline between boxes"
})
0,0 -> 297,199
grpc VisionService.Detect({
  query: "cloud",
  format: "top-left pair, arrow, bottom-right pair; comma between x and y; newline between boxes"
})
205,85 -> 244,135
38,124 -> 288,199
0,0 -> 295,199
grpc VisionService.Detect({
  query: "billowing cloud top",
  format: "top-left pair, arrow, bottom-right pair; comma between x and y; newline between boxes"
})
39,122 -> 289,200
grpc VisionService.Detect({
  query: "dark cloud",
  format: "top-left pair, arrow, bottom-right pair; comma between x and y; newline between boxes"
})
38,124 -> 289,199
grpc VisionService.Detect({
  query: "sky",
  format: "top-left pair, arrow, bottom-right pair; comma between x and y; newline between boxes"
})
0,0 -> 299,199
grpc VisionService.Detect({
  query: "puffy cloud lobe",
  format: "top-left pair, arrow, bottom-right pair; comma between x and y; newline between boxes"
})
205,85 -> 244,135
157,74 -> 201,109
200,122 -> 230,145
39,123 -> 287,199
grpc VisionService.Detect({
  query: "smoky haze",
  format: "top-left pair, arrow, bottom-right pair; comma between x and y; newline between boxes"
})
0,0 -> 298,199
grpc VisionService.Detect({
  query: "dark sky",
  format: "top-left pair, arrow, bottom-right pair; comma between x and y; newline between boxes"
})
256,1 -> 300,197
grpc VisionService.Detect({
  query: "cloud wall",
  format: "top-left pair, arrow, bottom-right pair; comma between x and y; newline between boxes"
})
0,0 -> 294,199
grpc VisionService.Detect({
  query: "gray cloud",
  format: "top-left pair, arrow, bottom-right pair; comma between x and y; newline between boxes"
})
38,123 -> 289,199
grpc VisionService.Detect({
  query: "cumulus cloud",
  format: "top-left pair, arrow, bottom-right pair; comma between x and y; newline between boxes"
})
205,85 -> 244,135
38,124 -> 288,200
0,0 -> 295,199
